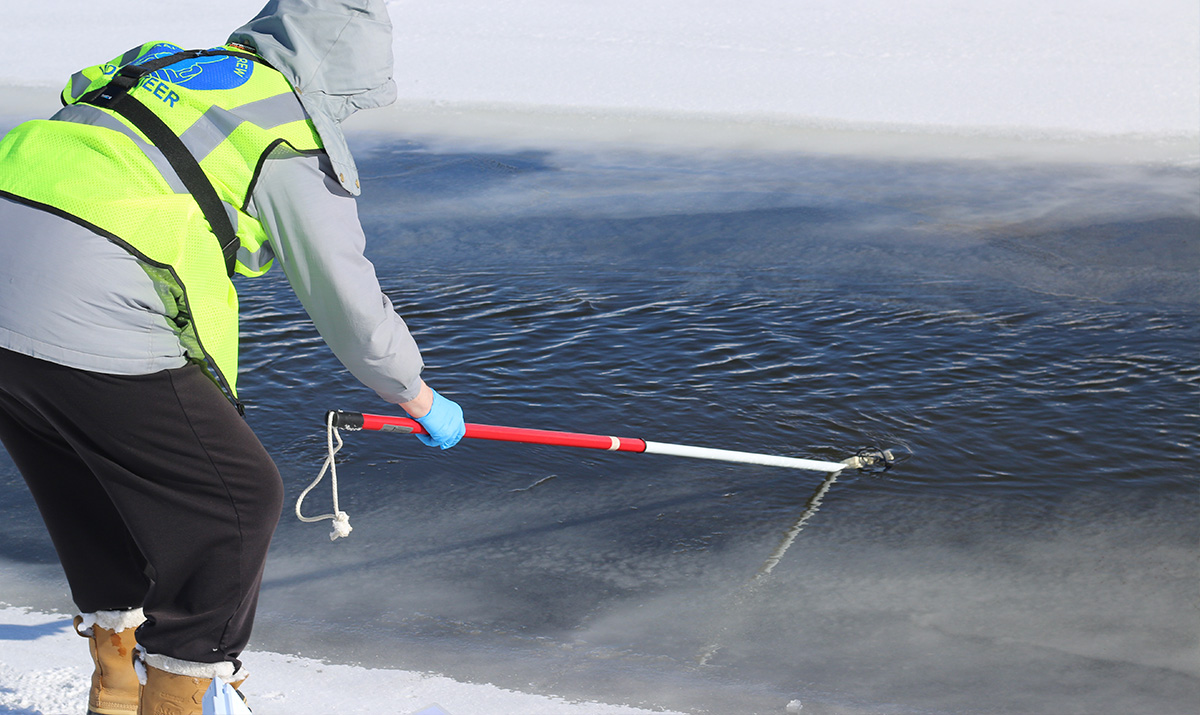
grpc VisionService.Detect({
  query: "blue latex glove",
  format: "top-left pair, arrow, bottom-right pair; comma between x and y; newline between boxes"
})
414,389 -> 465,449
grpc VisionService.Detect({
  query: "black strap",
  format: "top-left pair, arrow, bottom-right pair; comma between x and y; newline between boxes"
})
81,50 -> 264,277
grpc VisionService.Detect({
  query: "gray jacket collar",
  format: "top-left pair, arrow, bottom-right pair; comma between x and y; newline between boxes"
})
229,0 -> 396,196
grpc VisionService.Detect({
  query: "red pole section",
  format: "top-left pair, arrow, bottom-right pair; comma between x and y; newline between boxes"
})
339,411 -> 648,453
465,422 -> 648,452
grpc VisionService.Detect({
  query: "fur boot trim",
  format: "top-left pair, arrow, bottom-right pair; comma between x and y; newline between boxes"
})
139,651 -> 237,683
75,608 -> 145,636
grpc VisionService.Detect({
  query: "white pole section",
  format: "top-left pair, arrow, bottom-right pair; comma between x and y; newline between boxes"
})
642,440 -> 848,473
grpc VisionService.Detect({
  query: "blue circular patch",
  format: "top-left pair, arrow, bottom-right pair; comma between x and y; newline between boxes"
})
137,43 -> 254,91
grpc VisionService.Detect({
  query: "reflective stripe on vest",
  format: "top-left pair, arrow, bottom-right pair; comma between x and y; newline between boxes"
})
0,41 -> 324,403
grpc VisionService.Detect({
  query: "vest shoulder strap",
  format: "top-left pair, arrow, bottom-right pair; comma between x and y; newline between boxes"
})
80,49 -> 274,277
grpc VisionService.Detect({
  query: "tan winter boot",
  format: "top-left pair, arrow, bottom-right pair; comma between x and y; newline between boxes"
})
138,659 -> 248,715
138,665 -> 207,715
74,611 -> 143,715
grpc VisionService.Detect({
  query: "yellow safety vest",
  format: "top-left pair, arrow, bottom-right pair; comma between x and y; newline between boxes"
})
0,41 -> 323,405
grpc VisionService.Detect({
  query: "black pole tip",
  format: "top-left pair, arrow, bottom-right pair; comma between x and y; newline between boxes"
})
326,410 -> 364,430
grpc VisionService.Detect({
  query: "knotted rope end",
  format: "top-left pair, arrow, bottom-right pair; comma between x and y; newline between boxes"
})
330,511 -> 353,541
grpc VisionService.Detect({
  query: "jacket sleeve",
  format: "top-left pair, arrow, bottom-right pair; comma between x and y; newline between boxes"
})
247,148 -> 425,403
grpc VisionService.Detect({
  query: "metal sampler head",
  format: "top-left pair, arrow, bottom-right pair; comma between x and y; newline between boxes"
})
841,446 -> 904,474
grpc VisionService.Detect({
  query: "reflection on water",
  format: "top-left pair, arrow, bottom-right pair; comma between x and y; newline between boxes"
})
2,137 -> 1197,714
698,468 -> 842,667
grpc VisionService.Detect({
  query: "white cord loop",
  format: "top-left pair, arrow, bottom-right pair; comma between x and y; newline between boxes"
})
296,411 -> 353,541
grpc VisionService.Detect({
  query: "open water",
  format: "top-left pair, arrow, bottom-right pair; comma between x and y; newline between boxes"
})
1,130 -> 1197,714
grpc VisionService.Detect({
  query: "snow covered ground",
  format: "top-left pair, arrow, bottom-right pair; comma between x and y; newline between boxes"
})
0,605 -> 684,715
0,1 -> 1197,714
1,0 -> 1197,156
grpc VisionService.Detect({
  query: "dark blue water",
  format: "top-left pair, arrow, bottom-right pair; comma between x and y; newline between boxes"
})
1,133 -> 1197,714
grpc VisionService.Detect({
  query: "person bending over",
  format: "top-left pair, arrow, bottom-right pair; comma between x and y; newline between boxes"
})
0,1 -> 464,712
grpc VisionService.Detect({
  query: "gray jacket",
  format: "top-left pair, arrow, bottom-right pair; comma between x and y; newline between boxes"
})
0,0 -> 425,404
230,0 -> 398,197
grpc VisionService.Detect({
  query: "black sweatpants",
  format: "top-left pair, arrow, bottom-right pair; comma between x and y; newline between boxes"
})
0,347 -> 283,667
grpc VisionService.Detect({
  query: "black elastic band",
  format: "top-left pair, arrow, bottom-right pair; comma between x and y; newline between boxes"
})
79,49 -> 266,106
